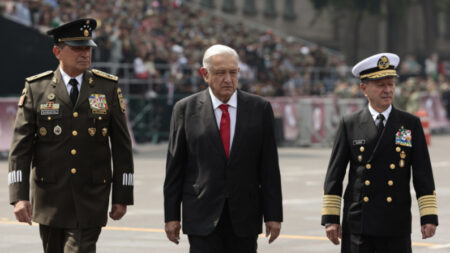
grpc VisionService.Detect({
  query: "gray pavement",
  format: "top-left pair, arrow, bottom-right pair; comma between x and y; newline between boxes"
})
1,135 -> 449,252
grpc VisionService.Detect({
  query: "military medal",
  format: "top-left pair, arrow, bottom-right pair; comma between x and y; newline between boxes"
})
102,128 -> 108,136
53,125 -> 62,135
39,127 -> 47,136
400,151 -> 406,159
88,128 -> 96,136
40,102 -> 60,115
47,93 -> 55,100
399,159 -> 405,167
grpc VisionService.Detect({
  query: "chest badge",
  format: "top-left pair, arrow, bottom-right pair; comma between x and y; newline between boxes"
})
89,94 -> 108,114
88,127 -> 96,136
47,93 -> 56,100
39,127 -> 47,136
53,125 -> 62,135
395,127 -> 412,147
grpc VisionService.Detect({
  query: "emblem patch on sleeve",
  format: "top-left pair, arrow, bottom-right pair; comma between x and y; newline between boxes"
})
117,88 -> 126,113
89,94 -> 108,114
395,127 -> 412,147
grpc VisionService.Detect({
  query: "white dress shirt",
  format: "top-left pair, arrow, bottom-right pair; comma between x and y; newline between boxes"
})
60,67 -> 83,95
209,88 -> 237,150
368,104 -> 392,127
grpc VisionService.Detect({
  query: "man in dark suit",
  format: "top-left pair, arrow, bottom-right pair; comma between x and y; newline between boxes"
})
9,19 -> 134,252
164,44 -> 283,252
321,53 -> 438,253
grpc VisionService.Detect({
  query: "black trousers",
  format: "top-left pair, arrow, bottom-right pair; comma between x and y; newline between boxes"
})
341,233 -> 412,253
188,203 -> 258,253
39,224 -> 101,253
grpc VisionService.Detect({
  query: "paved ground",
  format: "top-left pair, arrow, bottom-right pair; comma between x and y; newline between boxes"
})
0,135 -> 449,252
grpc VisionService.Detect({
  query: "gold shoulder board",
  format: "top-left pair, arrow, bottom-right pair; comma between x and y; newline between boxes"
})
25,70 -> 53,82
92,69 -> 118,82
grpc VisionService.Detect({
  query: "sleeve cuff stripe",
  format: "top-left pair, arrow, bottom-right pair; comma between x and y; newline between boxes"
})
419,207 -> 438,217
122,173 -> 134,186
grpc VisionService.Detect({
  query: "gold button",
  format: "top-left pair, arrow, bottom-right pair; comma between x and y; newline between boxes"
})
390,164 -> 396,170
71,168 -> 77,174
40,177 -> 44,182
366,164 -> 371,169
360,146 -> 365,152
363,196 -> 369,202
396,147 -> 401,152
73,112 -> 79,118
98,116 -> 102,120
72,130 -> 78,136
365,180 -> 371,186
388,180 -> 394,186
47,116 -> 51,120
103,179 -> 107,183
71,149 -> 77,155
387,197 -> 392,203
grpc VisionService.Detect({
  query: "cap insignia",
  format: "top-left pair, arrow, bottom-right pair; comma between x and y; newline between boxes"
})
377,56 -> 390,70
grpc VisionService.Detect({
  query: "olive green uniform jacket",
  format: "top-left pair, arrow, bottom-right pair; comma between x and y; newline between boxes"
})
8,68 -> 134,228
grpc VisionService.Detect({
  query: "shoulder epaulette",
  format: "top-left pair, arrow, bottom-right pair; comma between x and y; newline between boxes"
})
25,70 -> 53,82
92,69 -> 118,82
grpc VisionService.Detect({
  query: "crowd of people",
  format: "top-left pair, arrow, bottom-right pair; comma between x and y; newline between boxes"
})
1,0 -> 449,109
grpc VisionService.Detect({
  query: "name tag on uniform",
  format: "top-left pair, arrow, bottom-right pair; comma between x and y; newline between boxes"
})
89,94 -> 108,114
40,102 -> 60,115
352,139 -> 366,145
395,127 -> 412,147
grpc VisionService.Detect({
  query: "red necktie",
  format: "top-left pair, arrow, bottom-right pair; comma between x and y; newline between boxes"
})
219,104 -> 230,158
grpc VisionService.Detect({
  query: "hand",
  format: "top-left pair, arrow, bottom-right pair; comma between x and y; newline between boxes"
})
265,221 -> 281,244
109,204 -> 127,220
165,221 -> 181,244
421,224 -> 437,239
14,200 -> 32,225
325,224 -> 342,245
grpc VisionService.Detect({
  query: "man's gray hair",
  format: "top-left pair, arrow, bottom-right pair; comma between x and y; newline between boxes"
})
202,44 -> 239,71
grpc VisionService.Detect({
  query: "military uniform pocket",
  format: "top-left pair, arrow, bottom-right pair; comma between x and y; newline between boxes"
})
37,114 -> 63,141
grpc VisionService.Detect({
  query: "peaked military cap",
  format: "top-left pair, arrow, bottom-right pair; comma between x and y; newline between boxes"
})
47,18 -> 97,47
352,52 -> 400,80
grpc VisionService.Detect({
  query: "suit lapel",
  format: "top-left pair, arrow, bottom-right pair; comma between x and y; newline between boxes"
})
52,68 -> 73,109
199,90 -> 227,160
228,90 -> 246,162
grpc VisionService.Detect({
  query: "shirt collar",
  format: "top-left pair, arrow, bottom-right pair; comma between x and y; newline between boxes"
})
208,88 -> 237,109
368,104 -> 392,121
60,67 -> 83,86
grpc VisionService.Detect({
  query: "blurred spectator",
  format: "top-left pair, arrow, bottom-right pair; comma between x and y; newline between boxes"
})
425,53 -> 439,81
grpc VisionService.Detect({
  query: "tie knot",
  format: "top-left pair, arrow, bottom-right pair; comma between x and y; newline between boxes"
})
219,104 -> 229,112
376,114 -> 385,121
69,78 -> 78,87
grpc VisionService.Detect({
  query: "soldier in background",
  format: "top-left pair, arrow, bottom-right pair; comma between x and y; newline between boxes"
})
321,53 -> 438,253
8,18 -> 134,252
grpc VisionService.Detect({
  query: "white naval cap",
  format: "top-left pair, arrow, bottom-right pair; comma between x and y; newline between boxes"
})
352,52 -> 400,80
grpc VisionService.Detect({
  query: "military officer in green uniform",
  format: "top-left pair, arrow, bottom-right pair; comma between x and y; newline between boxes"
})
8,18 -> 134,253
321,53 -> 438,253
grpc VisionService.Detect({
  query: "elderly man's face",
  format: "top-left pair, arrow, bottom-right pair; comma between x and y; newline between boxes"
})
201,54 -> 239,103
360,77 -> 396,112
53,44 -> 92,77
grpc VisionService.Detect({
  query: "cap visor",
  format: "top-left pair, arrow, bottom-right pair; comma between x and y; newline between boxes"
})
64,40 -> 97,47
